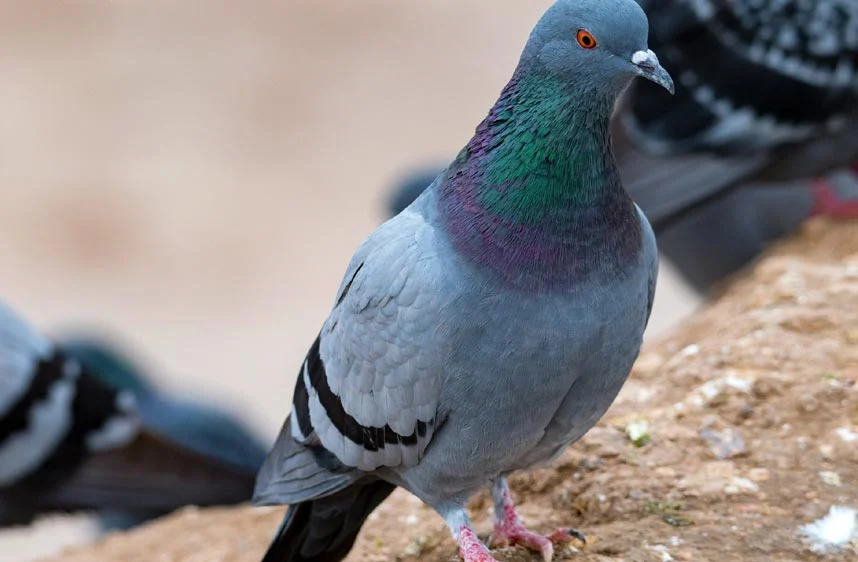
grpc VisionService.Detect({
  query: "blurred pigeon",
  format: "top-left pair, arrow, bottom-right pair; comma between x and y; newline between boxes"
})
655,169 -> 858,292
253,1 -> 670,561
613,0 -> 858,276
0,301 -> 267,528
387,1 -> 858,294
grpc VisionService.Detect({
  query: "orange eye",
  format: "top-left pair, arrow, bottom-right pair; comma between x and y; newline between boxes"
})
576,29 -> 597,49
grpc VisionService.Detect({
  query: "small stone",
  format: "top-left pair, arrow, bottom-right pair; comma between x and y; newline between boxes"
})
647,544 -> 675,561
700,427 -> 747,460
752,377 -> 780,399
748,468 -> 770,482
798,395 -> 820,413
402,536 -> 428,557
725,477 -> 759,495
819,471 -> 842,487
835,427 -> 858,442
735,403 -> 755,421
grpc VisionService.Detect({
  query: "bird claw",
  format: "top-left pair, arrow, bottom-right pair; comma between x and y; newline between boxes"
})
492,522 -> 586,562
548,528 -> 587,545
811,179 -> 858,219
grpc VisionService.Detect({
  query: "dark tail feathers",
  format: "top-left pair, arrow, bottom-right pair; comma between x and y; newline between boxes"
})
261,480 -> 396,562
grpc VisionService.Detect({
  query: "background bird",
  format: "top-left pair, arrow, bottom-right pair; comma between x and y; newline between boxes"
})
614,0 -> 858,289
0,300 -> 268,530
253,1 -> 671,561
385,0 -> 858,295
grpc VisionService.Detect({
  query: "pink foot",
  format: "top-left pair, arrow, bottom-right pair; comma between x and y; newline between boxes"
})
810,179 -> 858,219
491,488 -> 586,562
458,526 -> 500,562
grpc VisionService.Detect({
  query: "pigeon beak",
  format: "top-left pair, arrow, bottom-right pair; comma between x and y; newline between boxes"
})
631,49 -> 675,95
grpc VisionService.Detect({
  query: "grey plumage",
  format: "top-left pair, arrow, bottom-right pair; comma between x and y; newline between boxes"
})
255,1 -> 668,561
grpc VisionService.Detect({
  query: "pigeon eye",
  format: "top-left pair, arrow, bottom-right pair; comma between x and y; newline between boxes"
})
576,30 -> 597,49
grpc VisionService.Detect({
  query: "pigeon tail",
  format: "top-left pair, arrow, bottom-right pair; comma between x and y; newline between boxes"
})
260,479 -> 396,562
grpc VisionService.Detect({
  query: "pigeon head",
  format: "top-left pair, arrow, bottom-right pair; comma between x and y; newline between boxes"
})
521,0 -> 674,96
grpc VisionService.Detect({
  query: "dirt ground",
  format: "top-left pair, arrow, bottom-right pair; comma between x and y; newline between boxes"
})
1,2 -> 699,560
40,218 -> 858,562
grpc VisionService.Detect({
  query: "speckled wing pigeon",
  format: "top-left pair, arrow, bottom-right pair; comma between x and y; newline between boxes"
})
615,0 -> 858,229
253,1 -> 672,561
0,301 -> 267,529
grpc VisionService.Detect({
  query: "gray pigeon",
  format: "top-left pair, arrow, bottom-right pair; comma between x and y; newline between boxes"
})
614,0 -> 858,230
254,1 -> 672,561
0,300 -> 263,528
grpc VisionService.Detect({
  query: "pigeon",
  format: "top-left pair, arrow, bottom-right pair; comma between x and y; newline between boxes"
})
612,0 -> 858,291
56,336 -> 270,529
386,0 -> 858,294
253,1 -> 672,562
613,0 -> 858,232
0,300 -> 267,528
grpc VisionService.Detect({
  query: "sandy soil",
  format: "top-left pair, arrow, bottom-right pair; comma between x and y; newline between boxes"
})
43,218 -> 858,562
0,2 -> 698,560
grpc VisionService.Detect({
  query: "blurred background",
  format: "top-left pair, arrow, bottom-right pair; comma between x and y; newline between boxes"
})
0,1 -> 699,559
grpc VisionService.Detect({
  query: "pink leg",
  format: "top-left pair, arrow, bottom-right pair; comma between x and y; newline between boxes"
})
810,177 -> 858,219
457,525 -> 500,562
491,478 -> 586,562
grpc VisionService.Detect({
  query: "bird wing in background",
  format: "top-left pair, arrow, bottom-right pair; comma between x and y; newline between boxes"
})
58,338 -> 268,474
4,431 -> 257,518
612,108 -> 769,229
0,302 -> 140,525
254,208 -> 445,506
0,304 -> 267,527
616,0 -> 858,230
